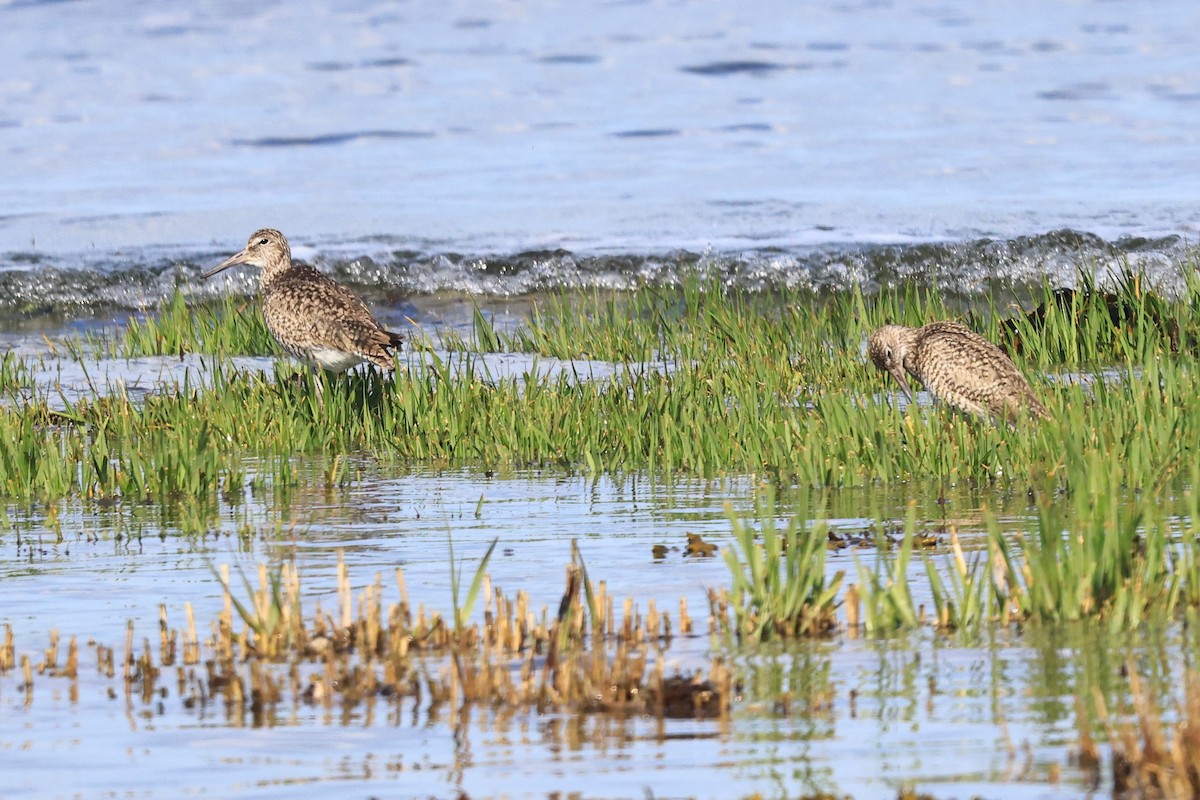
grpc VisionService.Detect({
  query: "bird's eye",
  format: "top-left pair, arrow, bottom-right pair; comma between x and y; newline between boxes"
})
258,238 -> 268,245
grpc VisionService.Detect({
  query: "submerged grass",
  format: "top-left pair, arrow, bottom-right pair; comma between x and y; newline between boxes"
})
4,544 -> 1191,797
2,548 -> 728,722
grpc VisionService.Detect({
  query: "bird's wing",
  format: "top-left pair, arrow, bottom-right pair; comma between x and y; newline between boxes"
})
919,328 -> 1026,384
264,271 -> 397,354
917,327 -> 1040,419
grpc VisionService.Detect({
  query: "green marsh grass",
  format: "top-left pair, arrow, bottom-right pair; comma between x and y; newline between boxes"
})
5,267 -> 1200,634
853,507 -> 922,633
86,288 -> 276,358
0,350 -> 32,392
924,527 -> 995,633
449,533 -> 498,632
717,491 -> 843,641
216,560 -> 301,659
989,463 -> 1197,630
716,471 -> 1200,637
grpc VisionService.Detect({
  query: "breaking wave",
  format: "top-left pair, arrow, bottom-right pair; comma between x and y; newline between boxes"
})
0,229 -> 1190,317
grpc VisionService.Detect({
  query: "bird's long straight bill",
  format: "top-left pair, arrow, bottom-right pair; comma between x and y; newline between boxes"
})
891,368 -> 915,403
202,251 -> 251,279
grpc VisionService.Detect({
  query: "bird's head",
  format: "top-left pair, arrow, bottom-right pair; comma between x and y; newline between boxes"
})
203,229 -> 292,281
867,324 -> 916,402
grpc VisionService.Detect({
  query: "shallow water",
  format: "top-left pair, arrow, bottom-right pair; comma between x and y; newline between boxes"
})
11,348 -> 667,408
2,462 -> 1019,647
3,630 -> 1119,800
0,461 -> 1117,800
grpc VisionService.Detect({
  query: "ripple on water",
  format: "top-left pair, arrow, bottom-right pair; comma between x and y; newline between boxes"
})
679,60 -> 790,75
232,130 -> 437,147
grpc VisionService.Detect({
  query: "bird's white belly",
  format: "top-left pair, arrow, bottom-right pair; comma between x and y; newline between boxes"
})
302,347 -> 365,373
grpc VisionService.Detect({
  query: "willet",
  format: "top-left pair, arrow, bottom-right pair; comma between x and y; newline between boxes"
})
866,321 -> 1049,424
204,229 -> 403,380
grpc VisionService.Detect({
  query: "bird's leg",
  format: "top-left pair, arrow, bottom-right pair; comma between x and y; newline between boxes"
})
312,369 -> 326,411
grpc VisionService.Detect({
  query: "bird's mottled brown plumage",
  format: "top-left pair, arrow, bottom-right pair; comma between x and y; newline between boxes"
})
204,229 -> 403,372
867,321 -> 1049,424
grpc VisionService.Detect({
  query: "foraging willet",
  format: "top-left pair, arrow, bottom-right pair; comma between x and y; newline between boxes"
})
866,321 -> 1049,424
204,229 -> 403,375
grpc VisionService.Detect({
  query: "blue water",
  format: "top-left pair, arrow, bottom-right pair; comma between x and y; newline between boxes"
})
1,0 -> 1198,262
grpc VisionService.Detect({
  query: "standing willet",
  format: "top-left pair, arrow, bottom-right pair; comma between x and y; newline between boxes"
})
866,321 -> 1049,424
204,229 -> 403,379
